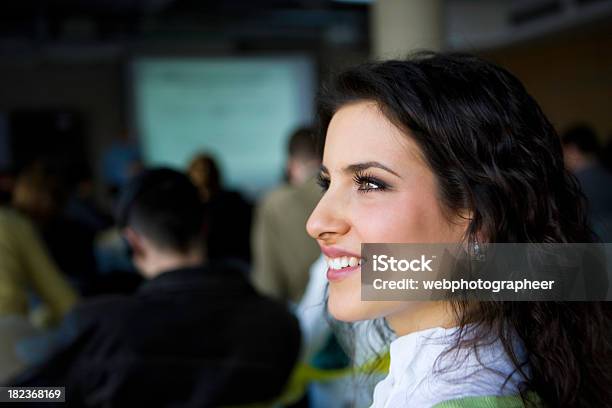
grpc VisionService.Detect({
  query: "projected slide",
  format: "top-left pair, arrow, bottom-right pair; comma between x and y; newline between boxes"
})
132,56 -> 315,197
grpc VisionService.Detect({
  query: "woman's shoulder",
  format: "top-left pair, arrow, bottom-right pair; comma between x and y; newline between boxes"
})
432,393 -> 543,408
376,326 -> 530,407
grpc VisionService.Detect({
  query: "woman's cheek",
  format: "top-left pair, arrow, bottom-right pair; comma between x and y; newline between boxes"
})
351,192 -> 440,243
350,195 -> 409,242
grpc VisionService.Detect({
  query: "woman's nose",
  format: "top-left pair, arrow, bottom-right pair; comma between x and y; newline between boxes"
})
306,190 -> 350,242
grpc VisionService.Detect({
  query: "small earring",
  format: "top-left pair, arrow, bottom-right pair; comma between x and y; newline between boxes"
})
472,239 -> 485,262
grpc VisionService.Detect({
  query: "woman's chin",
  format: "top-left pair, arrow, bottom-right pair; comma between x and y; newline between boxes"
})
328,284 -> 380,323
328,304 -> 362,322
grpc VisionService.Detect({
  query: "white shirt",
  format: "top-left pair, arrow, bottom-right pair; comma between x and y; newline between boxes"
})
371,326 -> 527,408
295,255 -> 331,362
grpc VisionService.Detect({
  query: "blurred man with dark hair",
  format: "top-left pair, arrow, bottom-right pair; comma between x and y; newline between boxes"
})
9,168 -> 300,407
562,124 -> 601,172
562,124 -> 612,240
116,168 -> 206,276
287,127 -> 321,186
251,126 -> 322,303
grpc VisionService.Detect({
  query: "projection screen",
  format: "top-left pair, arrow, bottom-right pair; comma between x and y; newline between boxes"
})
131,56 -> 315,197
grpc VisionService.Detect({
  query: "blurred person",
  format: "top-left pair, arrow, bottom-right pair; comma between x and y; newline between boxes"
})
62,162 -> 141,294
93,226 -> 139,277
64,162 -> 112,235
600,134 -> 612,172
12,161 -> 98,294
562,124 -> 612,240
188,153 -> 252,263
188,153 -> 221,203
0,206 -> 79,381
601,136 -> 612,238
8,168 -> 300,407
307,53 -> 612,407
101,128 -> 143,201
12,161 -> 66,225
251,127 -> 322,303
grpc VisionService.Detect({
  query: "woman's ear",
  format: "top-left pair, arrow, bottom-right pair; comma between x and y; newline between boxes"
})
456,208 -> 487,243
457,208 -> 473,222
455,208 -> 473,238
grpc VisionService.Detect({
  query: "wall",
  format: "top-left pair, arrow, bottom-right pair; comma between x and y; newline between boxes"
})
0,57 -> 124,189
483,24 -> 612,141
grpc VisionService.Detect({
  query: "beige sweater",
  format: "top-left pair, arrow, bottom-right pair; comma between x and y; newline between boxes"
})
251,177 -> 322,303
0,208 -> 78,324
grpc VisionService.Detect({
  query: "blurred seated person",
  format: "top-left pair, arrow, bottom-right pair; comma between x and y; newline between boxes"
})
251,127 -> 322,303
562,124 -> 612,240
8,168 -> 301,407
0,206 -> 79,381
93,226 -> 139,278
101,128 -> 143,201
602,135 -> 612,172
64,162 -> 112,235
188,153 -> 252,263
12,161 -> 98,294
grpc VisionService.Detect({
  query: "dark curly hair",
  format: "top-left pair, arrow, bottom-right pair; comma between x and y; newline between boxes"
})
317,52 -> 612,407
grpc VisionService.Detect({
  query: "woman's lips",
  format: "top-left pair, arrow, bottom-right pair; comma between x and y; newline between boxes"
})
326,263 -> 361,282
319,244 -> 363,282
318,244 -> 361,259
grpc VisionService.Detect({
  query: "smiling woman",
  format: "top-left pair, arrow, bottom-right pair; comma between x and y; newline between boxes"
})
306,52 -> 612,407
309,100 -> 466,327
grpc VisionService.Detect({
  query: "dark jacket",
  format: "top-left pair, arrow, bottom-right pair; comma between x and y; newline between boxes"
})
10,261 -> 301,407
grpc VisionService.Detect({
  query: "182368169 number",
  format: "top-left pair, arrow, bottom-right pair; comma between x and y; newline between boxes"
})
5,387 -> 64,401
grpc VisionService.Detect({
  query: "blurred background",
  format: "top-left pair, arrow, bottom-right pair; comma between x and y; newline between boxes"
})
0,0 -> 610,203
1,0 -> 612,405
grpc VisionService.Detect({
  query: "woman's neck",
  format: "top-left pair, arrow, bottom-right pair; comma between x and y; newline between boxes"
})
386,301 -> 456,337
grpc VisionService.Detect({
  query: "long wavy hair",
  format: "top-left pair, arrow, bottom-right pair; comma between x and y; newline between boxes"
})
317,52 -> 612,407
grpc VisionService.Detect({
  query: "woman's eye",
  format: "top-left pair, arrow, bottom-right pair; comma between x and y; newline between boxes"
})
354,173 -> 388,193
357,179 -> 383,192
316,172 -> 388,193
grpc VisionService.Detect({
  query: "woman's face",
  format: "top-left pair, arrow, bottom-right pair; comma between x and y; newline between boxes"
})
306,101 -> 468,324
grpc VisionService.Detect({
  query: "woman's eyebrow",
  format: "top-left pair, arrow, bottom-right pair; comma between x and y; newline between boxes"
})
343,161 -> 401,178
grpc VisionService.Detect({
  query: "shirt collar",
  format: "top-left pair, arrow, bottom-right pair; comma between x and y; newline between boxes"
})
388,326 -> 459,381
137,261 -> 250,295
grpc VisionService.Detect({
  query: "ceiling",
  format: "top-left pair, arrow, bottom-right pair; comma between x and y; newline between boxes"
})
0,0 -> 369,51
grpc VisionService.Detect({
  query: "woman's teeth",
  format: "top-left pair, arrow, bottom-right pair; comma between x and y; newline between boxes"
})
325,256 -> 362,270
